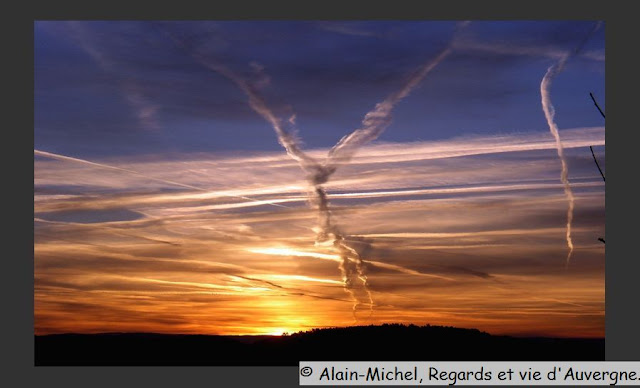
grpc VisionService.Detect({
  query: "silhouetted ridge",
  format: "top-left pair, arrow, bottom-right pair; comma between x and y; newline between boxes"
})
35,324 -> 604,366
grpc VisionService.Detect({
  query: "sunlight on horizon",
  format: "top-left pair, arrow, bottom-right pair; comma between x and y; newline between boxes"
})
34,21 -> 604,339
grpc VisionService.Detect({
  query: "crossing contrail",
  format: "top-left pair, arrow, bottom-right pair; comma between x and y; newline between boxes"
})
164,22 -> 465,319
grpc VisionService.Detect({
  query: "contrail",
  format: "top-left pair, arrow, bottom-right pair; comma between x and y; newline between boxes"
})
164,30 -> 368,315
298,43 -> 454,319
539,22 -> 602,268
325,47 -> 452,170
34,149 -> 289,209
308,26 -> 465,316
34,217 -> 181,246
540,63 -> 575,268
162,30 -> 320,174
166,23 -> 463,319
246,247 -> 453,281
35,149 -> 203,191
165,30 -> 370,316
66,22 -> 160,131
231,275 -> 354,304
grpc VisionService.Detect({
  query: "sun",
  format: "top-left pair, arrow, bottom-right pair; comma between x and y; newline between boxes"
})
265,328 -> 289,336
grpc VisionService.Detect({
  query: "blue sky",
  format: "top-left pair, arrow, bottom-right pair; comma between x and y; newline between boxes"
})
35,21 -> 604,157
34,21 -> 606,337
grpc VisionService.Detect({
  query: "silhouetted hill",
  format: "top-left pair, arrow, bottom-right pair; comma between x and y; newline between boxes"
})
35,324 -> 604,366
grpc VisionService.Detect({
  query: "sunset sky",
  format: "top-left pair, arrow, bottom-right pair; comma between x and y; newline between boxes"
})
34,21 -> 605,338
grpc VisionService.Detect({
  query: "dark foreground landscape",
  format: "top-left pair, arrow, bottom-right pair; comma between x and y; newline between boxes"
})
35,324 -> 604,366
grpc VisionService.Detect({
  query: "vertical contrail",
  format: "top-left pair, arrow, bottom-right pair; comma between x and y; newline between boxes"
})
165,22 -> 462,319
165,29 -> 367,314
312,24 -> 470,315
539,22 -> 602,268
313,45 -> 455,318
540,59 -> 575,268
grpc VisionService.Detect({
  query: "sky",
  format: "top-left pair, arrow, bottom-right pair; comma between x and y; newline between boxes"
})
34,21 -> 605,338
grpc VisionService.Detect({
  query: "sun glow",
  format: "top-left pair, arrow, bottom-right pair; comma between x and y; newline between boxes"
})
265,328 -> 289,336
247,247 -> 341,262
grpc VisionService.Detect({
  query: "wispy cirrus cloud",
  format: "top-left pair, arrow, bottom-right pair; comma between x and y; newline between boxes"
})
35,125 -> 604,336
64,22 -> 162,131
34,21 -> 604,337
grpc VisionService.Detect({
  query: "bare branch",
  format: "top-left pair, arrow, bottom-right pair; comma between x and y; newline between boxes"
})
590,92 -> 606,119
590,145 -> 606,182
588,92 -> 606,182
